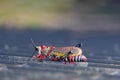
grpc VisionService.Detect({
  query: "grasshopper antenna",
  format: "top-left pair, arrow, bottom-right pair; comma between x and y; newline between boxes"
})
31,38 -> 36,48
31,38 -> 37,57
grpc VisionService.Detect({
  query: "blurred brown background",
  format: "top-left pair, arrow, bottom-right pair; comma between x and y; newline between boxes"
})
0,0 -> 120,34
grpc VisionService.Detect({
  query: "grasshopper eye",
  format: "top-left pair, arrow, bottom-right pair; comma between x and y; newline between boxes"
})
35,48 -> 38,51
35,46 -> 41,54
35,46 -> 39,51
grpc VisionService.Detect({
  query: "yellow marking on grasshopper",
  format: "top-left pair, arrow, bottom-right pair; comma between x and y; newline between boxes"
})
52,51 -> 66,57
52,51 -> 81,58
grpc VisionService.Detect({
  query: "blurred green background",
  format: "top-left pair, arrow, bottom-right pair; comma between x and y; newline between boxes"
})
0,0 -> 120,33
